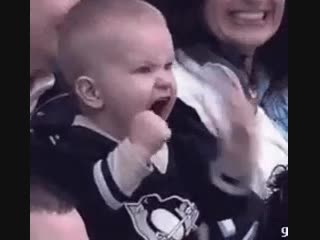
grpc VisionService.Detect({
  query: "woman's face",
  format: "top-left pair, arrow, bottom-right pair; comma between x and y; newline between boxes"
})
203,0 -> 285,53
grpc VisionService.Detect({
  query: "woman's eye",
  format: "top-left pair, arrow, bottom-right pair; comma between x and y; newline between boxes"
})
135,66 -> 152,74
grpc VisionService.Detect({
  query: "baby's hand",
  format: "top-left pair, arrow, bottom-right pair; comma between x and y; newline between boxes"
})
129,111 -> 171,160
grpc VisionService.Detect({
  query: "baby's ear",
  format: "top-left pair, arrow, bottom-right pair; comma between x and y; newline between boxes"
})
75,76 -> 104,109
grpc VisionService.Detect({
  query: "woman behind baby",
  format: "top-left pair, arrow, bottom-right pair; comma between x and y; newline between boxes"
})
147,0 -> 288,239
149,0 -> 288,199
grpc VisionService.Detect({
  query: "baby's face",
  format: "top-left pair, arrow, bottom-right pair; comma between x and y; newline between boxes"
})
30,210 -> 89,240
203,0 -> 285,52
93,22 -> 176,137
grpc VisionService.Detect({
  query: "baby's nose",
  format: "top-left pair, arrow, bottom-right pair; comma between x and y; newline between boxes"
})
155,75 -> 173,90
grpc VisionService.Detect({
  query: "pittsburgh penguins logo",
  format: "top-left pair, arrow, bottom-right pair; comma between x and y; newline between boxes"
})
125,194 -> 199,240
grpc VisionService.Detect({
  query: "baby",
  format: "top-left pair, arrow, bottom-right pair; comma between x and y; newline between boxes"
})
35,1 -> 196,239
31,0 -> 264,239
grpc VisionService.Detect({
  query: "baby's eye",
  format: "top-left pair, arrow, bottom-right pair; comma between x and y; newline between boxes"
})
164,62 -> 173,71
135,65 -> 153,74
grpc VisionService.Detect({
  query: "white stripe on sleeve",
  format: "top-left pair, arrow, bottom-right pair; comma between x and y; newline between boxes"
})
93,160 -> 123,210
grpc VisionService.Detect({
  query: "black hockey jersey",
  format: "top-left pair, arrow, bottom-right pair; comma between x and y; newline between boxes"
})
31,124 -> 200,240
31,99 -> 264,240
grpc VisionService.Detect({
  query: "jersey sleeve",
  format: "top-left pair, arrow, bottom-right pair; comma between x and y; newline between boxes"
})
93,138 -> 153,210
30,132 -> 153,213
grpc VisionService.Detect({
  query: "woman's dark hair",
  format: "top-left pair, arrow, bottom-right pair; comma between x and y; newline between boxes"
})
257,165 -> 288,240
146,0 -> 214,48
257,0 -> 288,88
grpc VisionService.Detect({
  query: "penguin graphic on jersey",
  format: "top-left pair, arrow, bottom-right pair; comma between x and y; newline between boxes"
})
124,194 -> 199,240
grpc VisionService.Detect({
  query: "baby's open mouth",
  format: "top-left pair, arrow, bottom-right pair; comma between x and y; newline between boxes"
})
150,97 -> 171,118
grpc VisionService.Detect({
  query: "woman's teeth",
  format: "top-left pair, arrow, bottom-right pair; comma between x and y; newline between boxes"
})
231,11 -> 266,23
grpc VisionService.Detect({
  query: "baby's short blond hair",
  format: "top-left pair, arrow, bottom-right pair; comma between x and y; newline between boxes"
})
58,0 -> 166,88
